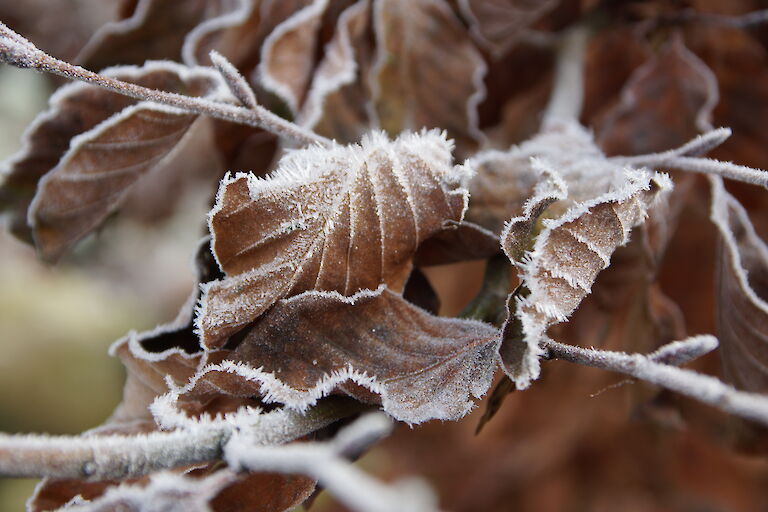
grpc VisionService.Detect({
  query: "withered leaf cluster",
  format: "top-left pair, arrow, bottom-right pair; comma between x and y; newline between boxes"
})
2,0 -> 768,511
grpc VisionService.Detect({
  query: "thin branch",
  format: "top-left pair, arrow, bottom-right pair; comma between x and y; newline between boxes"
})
543,336 -> 768,426
542,25 -> 590,129
610,128 -> 768,188
210,50 -> 258,109
620,155 -> 768,188
225,413 -> 438,512
617,128 -> 732,161
0,21 -> 330,147
0,399 -> 364,480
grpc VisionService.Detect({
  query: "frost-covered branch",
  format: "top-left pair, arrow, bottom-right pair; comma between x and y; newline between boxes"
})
611,128 -> 768,188
225,413 -> 438,512
0,21 -> 330,147
542,25 -> 590,128
543,335 -> 768,426
0,399 -> 364,480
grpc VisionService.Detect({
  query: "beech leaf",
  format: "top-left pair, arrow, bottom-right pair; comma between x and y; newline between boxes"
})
467,122 -> 637,234
0,62 -> 226,255
197,130 -> 470,347
23,62 -> 227,261
182,0 -> 254,66
190,287 -> 499,424
501,169 -> 673,389
77,0 -> 244,71
298,0 -> 372,141
711,176 -> 768,392
597,35 -> 719,155
257,0 -> 329,115
370,0 -> 487,155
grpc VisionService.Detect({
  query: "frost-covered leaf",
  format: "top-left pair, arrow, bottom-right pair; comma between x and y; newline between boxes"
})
77,0 -> 244,70
457,0 -> 558,56
465,149 -> 543,234
500,170 -> 673,389
298,0 -> 373,142
711,176 -> 768,392
181,0 -> 312,84
467,121 -> 633,234
197,130 -> 470,347
500,158 -> 567,261
370,0 -> 486,155
48,471 -> 231,512
190,287 -> 499,424
32,461 -> 315,512
257,0 -> 329,115
182,0 -> 254,66
16,62 -> 226,261
597,35 -> 719,155
0,62 -> 224,251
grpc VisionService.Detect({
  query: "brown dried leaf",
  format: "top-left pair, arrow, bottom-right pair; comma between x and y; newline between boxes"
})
192,287 -> 499,423
465,148 -> 543,234
298,0 -> 373,142
257,0 -> 329,114
19,62 -> 225,261
184,0 -> 311,72
501,170 -> 673,389
77,0 -> 245,70
499,158 -> 567,262
0,62 -> 222,248
711,176 -> 768,392
467,122 -> 630,234
182,0 -> 254,66
209,471 -> 316,512
32,459 -> 314,512
197,130 -> 470,347
370,0 -> 486,155
45,471 -> 233,512
457,0 -> 558,56
597,35 -> 718,156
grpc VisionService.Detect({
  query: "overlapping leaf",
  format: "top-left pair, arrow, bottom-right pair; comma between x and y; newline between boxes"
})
711,176 -> 768,392
189,287 -> 499,424
0,62 -> 227,260
298,0 -> 373,142
257,0 -> 329,115
467,122 -> 633,233
370,0 -> 487,155
197,130 -> 471,347
500,169 -> 672,389
77,0 -> 245,70
597,35 -> 718,155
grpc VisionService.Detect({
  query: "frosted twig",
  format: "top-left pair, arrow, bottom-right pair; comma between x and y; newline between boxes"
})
620,155 -> 768,188
610,128 -> 768,187
542,25 -> 590,128
614,128 -> 732,162
0,21 -> 330,147
225,413 -> 438,512
543,335 -> 768,426
210,50 -> 258,109
0,399 -> 363,480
